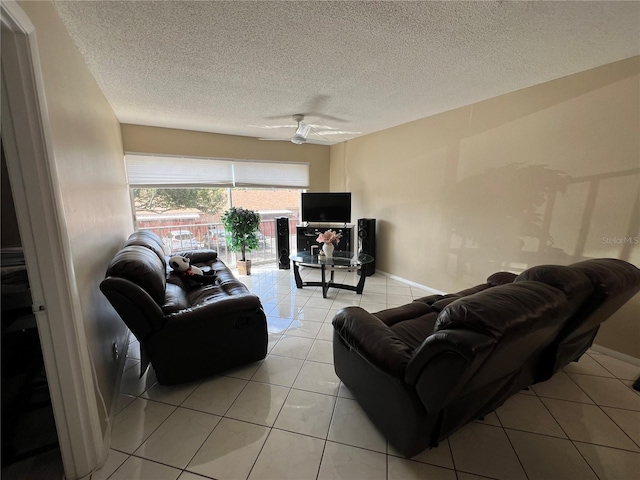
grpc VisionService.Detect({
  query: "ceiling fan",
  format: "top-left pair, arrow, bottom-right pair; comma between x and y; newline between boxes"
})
290,114 -> 311,144
254,114 -> 360,145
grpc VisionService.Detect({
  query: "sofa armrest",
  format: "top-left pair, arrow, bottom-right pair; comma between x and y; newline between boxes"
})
100,276 -> 166,340
405,329 -> 494,383
332,307 -> 414,378
405,329 -> 494,412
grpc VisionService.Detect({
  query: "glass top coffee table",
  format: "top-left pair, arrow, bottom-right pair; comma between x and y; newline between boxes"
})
289,251 -> 375,298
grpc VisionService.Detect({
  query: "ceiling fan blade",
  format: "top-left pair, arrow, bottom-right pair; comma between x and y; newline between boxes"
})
256,113 -> 336,144
314,130 -> 362,136
249,124 -> 297,129
306,112 -> 348,124
264,111 -> 347,124
263,115 -> 290,121
258,136 -> 330,145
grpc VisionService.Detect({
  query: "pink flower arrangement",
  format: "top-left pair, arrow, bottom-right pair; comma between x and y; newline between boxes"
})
316,229 -> 342,245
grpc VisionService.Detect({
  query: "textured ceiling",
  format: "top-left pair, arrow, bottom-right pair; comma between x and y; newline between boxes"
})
53,1 -> 640,145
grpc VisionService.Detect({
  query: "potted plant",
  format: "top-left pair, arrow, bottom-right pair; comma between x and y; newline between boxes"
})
221,207 -> 261,275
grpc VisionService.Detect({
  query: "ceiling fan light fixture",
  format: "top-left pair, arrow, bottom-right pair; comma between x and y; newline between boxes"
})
291,116 -> 311,144
291,134 -> 306,144
295,123 -> 311,138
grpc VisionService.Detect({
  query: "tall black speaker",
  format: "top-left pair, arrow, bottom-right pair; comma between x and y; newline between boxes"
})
276,217 -> 290,269
357,218 -> 376,276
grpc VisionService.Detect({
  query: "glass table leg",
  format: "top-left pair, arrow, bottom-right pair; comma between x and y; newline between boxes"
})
321,265 -> 328,298
355,266 -> 367,294
292,261 -> 303,288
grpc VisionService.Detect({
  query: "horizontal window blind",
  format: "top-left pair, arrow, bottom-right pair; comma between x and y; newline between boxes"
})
233,160 -> 309,188
125,154 -> 309,188
126,154 -> 234,187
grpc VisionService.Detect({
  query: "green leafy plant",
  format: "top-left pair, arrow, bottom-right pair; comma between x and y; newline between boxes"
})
134,187 -> 226,214
221,207 -> 261,261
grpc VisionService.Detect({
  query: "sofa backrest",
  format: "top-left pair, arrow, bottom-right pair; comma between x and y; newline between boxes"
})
124,230 -> 167,268
413,271 -> 517,314
515,264 -> 593,313
513,259 -> 640,377
557,258 -> 640,370
434,281 -> 571,343
105,245 -> 166,305
100,245 -> 168,341
567,258 -> 640,329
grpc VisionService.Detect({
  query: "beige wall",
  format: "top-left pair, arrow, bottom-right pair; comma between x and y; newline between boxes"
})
331,57 -> 640,358
121,124 -> 331,192
18,0 -> 133,434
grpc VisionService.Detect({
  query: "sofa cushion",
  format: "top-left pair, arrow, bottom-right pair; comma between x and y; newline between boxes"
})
188,284 -> 233,305
415,293 -> 458,312
487,271 -> 518,286
430,297 -> 460,312
162,282 -> 189,314
375,302 -> 434,327
415,284 -> 495,312
166,271 -> 189,289
454,284 -> 493,297
413,294 -> 445,306
388,312 -> 439,351
183,249 -> 218,264
361,303 -> 442,368
105,245 -> 166,305
434,281 -> 571,342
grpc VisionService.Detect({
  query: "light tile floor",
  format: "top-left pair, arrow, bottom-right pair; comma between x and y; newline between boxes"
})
92,266 -> 640,480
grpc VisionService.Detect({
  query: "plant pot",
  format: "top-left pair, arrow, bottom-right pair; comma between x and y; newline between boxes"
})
237,259 -> 252,275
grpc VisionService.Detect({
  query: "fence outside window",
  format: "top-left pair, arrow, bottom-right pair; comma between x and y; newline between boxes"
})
138,221 -> 296,268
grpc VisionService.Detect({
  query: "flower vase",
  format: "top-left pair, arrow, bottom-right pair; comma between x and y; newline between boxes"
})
322,243 -> 334,258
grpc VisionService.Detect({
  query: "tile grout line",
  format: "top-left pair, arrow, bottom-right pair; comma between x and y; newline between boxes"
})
535,372 -> 640,462
130,377 -> 213,477
496,423 -> 531,480
110,270 -> 638,480
242,392 -> 293,480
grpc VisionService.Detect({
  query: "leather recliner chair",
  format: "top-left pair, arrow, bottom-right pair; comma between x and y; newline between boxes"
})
100,231 -> 268,385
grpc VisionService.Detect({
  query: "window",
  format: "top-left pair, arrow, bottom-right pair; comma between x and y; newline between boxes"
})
126,154 -> 305,265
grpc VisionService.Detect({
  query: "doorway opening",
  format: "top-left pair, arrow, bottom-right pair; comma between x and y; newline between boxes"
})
0,139 -> 64,478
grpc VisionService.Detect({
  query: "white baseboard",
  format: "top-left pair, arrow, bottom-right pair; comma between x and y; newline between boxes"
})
591,344 -> 640,366
374,269 -> 446,295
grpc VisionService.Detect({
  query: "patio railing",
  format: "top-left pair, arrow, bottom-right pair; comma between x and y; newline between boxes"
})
138,221 -> 296,268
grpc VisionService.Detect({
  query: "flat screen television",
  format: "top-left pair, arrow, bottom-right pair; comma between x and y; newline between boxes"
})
301,192 -> 351,223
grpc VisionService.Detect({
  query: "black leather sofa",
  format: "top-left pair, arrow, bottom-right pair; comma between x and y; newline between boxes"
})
100,231 -> 267,385
332,259 -> 640,457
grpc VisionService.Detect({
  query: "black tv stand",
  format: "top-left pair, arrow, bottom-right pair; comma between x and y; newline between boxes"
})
296,225 -> 353,253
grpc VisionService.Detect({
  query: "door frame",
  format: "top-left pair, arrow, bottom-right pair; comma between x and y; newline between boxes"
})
1,2 -> 106,478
